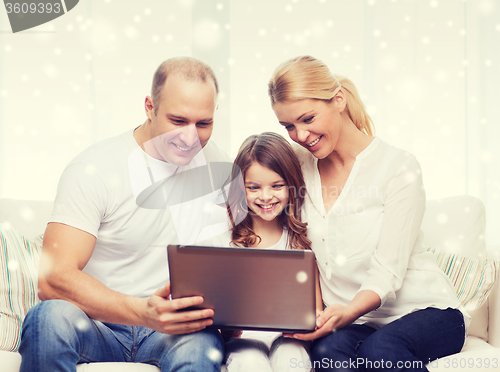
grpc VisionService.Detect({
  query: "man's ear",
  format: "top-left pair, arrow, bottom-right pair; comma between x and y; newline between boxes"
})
145,96 -> 155,120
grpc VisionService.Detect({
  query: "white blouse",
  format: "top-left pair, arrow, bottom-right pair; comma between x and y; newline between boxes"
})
295,137 -> 469,328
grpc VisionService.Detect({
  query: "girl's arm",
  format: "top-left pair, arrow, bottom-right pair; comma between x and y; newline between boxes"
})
315,266 -> 323,313
220,329 -> 243,342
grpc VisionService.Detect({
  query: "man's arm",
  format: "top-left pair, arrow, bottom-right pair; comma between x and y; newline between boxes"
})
39,222 -> 214,335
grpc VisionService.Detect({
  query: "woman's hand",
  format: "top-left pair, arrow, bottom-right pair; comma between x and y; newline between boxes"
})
284,290 -> 381,341
284,303 -> 355,341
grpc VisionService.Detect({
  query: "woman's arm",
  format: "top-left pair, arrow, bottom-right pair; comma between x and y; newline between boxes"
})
358,155 -> 426,306
290,153 -> 425,341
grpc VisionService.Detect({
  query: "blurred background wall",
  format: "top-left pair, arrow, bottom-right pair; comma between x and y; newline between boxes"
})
0,0 -> 499,246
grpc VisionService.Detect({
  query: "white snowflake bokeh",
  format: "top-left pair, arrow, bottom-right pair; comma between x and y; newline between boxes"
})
0,0 -> 497,247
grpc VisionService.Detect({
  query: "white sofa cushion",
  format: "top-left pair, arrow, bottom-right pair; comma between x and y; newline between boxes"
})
421,195 -> 497,341
0,351 -> 162,372
77,363 -> 160,371
422,196 -> 486,259
1,349 -> 21,372
427,336 -> 500,371
0,199 -> 52,240
489,275 -> 500,347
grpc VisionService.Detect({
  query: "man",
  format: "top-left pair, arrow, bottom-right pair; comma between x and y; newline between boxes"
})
19,57 -> 229,372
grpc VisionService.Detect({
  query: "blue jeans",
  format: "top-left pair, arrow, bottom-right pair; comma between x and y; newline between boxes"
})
311,307 -> 465,372
19,300 -> 224,372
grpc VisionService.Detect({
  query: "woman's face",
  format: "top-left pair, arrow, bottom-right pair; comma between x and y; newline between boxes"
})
272,98 -> 342,160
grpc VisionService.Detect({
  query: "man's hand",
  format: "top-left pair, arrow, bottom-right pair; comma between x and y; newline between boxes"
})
141,283 -> 215,335
40,223 -> 214,333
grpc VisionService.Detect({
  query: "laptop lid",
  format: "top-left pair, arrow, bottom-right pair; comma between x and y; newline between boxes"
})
167,244 -> 317,333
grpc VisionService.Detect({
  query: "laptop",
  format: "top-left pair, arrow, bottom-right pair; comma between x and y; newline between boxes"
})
167,244 -> 317,333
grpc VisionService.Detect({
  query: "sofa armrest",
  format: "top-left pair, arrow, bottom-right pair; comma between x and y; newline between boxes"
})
487,248 -> 500,347
0,198 -> 53,239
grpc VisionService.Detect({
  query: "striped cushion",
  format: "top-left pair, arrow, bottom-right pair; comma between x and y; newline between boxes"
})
0,223 -> 42,351
428,247 -> 499,311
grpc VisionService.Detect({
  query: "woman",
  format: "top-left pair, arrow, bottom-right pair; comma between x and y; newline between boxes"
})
268,55 -> 468,372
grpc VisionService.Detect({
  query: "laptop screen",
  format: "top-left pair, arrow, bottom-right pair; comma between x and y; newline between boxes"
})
168,244 -> 317,333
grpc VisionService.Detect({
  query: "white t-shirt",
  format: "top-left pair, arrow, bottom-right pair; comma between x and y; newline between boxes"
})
294,137 -> 469,328
208,228 -> 289,250
50,129 -> 231,298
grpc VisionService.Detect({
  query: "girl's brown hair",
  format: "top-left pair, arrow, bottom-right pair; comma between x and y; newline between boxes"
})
268,55 -> 375,136
227,132 -> 311,250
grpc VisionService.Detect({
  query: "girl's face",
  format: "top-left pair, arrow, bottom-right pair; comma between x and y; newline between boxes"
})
244,161 -> 289,223
272,98 -> 341,160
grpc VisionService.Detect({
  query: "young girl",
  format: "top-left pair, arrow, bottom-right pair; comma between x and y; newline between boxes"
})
213,132 -> 322,372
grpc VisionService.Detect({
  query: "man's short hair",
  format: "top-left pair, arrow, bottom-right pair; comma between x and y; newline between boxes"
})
151,57 -> 219,114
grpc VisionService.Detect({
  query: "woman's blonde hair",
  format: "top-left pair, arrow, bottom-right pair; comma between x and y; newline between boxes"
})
268,55 -> 374,136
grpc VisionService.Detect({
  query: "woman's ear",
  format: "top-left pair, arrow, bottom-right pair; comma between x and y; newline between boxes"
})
333,89 -> 347,113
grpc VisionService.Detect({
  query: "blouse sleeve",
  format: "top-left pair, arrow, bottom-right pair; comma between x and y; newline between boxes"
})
358,154 -> 426,306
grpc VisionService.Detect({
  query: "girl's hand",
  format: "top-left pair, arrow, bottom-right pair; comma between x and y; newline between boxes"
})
284,304 -> 355,341
220,329 -> 243,342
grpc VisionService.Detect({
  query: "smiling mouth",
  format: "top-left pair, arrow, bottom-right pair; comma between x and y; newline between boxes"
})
256,202 -> 279,211
307,135 -> 322,147
172,143 -> 195,152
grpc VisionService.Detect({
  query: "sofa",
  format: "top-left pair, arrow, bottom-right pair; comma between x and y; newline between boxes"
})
1,195 -> 499,372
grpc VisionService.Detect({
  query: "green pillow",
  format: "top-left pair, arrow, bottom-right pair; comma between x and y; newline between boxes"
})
428,246 -> 499,311
0,223 -> 42,351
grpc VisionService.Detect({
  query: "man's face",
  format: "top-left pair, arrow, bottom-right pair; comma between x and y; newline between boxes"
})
144,74 -> 217,166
